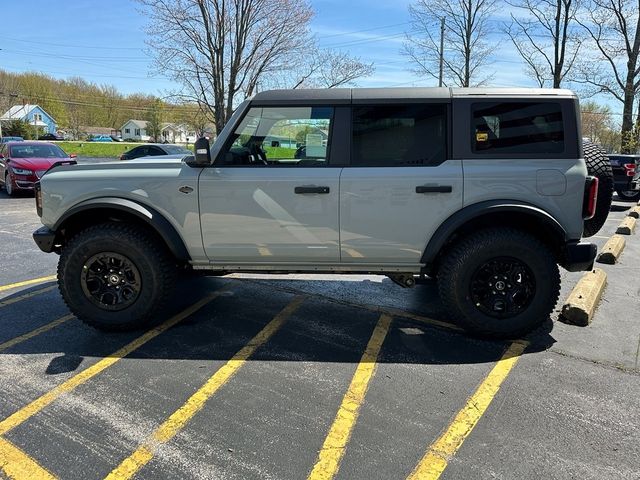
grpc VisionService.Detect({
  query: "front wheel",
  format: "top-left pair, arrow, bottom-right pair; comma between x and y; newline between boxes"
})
4,173 -> 15,196
438,228 -> 560,338
58,223 -> 176,331
615,188 -> 640,202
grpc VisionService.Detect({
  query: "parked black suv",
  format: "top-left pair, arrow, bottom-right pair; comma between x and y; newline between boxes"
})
607,154 -> 640,201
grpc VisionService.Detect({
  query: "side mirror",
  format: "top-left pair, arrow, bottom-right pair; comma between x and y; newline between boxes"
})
186,137 -> 211,167
69,153 -> 77,159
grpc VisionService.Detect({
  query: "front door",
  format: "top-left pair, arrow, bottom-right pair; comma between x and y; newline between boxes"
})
199,106 -> 342,265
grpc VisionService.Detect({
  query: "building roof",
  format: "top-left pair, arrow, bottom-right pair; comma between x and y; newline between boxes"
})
81,126 -> 115,135
123,119 -> 148,129
1,104 -> 56,123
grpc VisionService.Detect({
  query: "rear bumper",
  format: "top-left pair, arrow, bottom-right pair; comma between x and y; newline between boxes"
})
561,241 -> 597,272
33,226 -> 56,253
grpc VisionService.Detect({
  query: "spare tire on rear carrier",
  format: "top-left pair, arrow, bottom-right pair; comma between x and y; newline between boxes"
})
582,141 -> 614,238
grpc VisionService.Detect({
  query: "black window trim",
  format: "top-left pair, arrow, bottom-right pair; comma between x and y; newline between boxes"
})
212,104 -> 341,168
451,98 -> 580,160
347,103 -> 450,168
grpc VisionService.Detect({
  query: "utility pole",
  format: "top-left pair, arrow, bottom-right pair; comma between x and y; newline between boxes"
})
438,17 -> 445,87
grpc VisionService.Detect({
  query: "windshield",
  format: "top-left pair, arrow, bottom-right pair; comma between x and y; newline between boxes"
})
10,144 -> 67,158
163,145 -> 191,154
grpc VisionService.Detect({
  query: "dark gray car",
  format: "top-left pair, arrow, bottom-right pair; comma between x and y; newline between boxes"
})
119,143 -> 191,160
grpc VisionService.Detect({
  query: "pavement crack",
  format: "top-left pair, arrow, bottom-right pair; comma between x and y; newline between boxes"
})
546,347 -> 640,376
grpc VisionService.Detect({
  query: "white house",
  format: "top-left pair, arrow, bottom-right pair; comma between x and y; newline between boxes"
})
160,123 -> 197,144
121,120 -> 150,141
121,120 -> 197,143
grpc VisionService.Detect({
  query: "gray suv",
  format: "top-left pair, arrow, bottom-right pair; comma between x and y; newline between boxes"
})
33,88 -> 599,338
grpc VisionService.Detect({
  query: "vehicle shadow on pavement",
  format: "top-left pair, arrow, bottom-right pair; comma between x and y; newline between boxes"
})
0,276 -> 557,372
610,204 -> 632,212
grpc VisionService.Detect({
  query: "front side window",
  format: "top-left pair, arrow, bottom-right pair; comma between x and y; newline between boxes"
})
352,104 -> 447,167
135,129 -> 141,136
219,106 -> 333,167
472,102 -> 564,154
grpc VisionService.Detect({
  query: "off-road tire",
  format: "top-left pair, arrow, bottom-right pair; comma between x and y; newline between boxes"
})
438,228 -> 560,339
615,188 -> 640,202
58,222 -> 176,331
583,141 -> 614,237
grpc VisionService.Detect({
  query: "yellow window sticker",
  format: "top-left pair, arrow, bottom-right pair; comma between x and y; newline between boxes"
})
476,132 -> 489,142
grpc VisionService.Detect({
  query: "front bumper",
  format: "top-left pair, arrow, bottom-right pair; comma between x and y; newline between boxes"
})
561,241 -> 597,272
33,226 -> 56,253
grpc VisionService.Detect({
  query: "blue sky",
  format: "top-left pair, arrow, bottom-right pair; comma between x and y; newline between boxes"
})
0,0 -> 618,115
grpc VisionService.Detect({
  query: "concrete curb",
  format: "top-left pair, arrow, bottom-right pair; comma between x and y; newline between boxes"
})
616,217 -> 637,235
628,206 -> 640,219
596,235 -> 626,264
559,268 -> 607,327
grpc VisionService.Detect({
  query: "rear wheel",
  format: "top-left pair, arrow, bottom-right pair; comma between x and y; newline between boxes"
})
58,222 -> 176,331
615,188 -> 640,202
438,228 -> 560,338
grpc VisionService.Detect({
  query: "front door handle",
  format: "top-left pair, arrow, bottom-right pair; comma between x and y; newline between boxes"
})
295,185 -> 330,194
416,185 -> 453,194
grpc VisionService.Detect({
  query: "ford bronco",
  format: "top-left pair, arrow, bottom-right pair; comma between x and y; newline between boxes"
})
33,88 -> 600,338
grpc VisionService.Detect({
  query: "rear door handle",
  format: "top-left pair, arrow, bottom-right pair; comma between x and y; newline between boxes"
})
295,185 -> 330,194
416,185 -> 453,193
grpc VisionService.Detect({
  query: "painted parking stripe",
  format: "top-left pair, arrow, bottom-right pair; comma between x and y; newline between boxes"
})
0,276 -> 57,294
406,340 -> 529,480
307,313 -> 392,480
0,437 -> 55,480
0,314 -> 74,353
104,295 -> 305,480
0,285 -> 56,308
0,287 -> 230,437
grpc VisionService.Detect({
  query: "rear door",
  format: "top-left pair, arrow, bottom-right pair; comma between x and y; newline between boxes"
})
339,103 -> 463,265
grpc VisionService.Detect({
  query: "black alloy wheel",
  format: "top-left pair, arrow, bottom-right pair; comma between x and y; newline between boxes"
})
469,257 -> 536,319
81,252 -> 142,311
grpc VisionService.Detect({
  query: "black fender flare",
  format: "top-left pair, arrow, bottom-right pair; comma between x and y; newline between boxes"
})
53,197 -> 191,261
421,200 -> 569,266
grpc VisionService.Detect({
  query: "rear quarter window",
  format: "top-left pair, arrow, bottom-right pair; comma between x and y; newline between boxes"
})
471,102 -> 564,155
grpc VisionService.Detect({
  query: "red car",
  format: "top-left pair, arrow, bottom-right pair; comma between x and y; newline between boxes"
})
0,142 -> 76,196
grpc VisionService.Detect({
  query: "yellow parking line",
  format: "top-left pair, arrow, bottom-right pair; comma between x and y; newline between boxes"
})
406,340 -> 529,480
0,314 -> 74,353
343,248 -> 364,258
0,436 -> 56,480
0,276 -> 57,294
307,313 -> 392,480
0,287 -> 229,437
0,285 -> 56,308
105,295 -> 305,480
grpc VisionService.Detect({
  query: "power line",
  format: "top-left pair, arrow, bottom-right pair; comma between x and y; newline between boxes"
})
0,35 -> 143,51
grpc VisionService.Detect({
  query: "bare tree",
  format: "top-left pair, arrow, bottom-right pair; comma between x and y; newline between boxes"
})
506,0 -> 582,88
138,0 -> 373,134
576,0 -> 640,152
283,50 -> 374,89
403,0 -> 497,87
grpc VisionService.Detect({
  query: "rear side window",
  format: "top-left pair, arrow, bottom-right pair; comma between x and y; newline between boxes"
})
352,104 -> 446,167
472,102 -> 564,155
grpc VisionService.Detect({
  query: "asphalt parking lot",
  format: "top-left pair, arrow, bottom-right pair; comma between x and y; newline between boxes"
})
0,188 -> 639,480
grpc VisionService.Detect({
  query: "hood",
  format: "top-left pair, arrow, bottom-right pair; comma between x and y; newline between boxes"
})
9,157 -> 70,171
